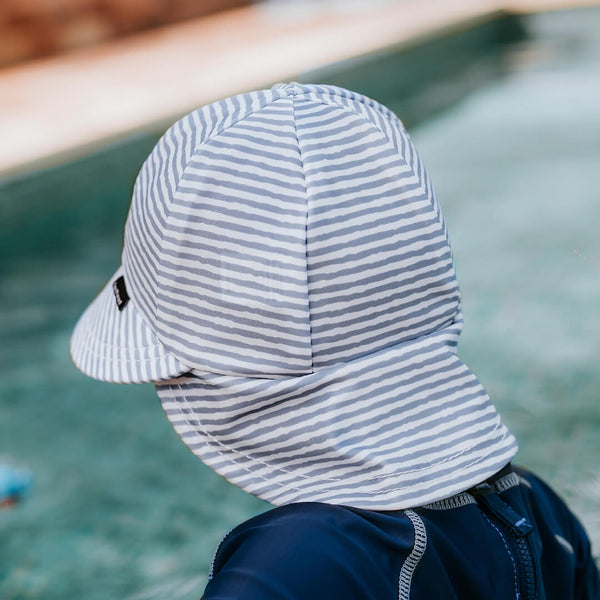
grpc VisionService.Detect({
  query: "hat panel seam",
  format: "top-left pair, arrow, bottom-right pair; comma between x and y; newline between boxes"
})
150,90 -> 288,333
290,88 -> 444,232
289,84 -> 404,134
124,116 -> 198,325
288,87 -> 406,154
156,95 -> 314,373
294,99 -> 449,369
291,97 -> 422,204
291,92 -> 314,373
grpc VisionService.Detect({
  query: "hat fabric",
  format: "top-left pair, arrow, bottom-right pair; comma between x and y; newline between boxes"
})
71,83 -> 517,509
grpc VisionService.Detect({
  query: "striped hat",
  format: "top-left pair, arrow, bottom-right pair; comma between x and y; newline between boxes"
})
71,83 -> 517,509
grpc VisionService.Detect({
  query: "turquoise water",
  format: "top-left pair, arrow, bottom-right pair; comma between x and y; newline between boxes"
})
414,9 -> 600,545
1,8 -> 599,599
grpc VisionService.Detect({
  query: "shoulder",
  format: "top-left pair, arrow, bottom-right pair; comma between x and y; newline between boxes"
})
515,467 -> 587,535
203,502 -> 415,600
515,467 -> 597,562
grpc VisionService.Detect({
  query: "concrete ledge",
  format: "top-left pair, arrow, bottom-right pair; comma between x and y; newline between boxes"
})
0,0 -> 598,176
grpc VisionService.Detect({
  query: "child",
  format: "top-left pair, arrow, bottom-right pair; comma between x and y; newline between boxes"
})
71,83 -> 599,599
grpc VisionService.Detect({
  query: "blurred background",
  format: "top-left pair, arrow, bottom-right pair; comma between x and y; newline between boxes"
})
0,0 -> 599,598
0,0 -> 249,68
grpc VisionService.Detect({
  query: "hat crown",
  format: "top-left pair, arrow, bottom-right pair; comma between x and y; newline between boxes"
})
71,84 -> 517,507
122,83 -> 460,377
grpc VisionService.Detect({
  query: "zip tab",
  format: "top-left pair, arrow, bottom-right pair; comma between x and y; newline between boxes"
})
471,483 -> 534,537
472,482 -> 537,600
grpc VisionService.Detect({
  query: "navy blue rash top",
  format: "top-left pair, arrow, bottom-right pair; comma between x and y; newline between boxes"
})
203,502 -> 413,600
201,470 -> 600,600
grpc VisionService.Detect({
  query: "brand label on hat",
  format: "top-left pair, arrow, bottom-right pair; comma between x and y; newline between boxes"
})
113,276 -> 130,311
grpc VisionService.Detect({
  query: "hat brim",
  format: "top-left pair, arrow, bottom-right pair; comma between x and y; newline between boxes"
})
70,266 -> 189,383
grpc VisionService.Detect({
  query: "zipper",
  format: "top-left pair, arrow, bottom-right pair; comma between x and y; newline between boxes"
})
514,535 -> 536,600
472,483 -> 537,600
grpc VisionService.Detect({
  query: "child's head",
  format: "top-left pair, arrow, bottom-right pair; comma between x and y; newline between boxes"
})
71,83 -> 517,508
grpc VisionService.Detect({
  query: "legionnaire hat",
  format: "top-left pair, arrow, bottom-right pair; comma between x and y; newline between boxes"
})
71,83 -> 517,509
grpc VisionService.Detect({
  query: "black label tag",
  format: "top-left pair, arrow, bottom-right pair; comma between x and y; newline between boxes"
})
113,275 -> 130,311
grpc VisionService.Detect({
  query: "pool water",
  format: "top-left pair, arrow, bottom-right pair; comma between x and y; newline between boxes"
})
1,7 -> 599,599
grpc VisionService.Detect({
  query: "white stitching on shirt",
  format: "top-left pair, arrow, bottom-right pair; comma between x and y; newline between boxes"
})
421,472 -> 521,510
208,526 -> 237,581
399,509 -> 427,600
482,513 -> 519,600
420,492 -> 477,510
494,472 -> 520,494
555,534 -> 574,555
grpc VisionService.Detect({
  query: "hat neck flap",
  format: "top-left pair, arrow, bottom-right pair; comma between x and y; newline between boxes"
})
156,310 -> 517,510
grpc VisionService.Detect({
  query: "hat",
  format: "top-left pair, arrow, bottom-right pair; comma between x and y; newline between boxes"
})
71,83 -> 517,509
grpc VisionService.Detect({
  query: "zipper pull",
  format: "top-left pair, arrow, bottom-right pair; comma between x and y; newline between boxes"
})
471,483 -> 534,537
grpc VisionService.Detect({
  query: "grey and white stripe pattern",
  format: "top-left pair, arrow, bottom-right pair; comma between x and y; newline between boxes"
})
72,87 -> 288,382
72,83 -> 517,508
157,317 -> 517,508
71,266 -> 188,383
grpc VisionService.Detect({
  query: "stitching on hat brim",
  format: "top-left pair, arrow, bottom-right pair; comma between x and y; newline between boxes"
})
72,299 -> 168,358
